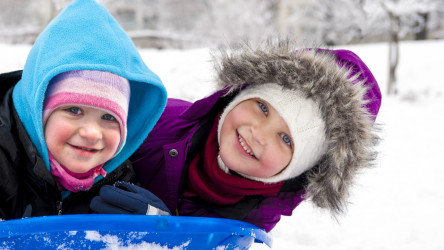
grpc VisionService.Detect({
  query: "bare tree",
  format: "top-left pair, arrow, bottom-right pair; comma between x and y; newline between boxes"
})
381,2 -> 400,95
376,0 -> 436,95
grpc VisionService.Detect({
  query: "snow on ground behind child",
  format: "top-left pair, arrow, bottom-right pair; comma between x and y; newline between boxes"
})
2,39 -> 443,249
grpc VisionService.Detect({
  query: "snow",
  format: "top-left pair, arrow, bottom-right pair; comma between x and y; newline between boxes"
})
2,39 -> 444,249
84,231 -> 190,250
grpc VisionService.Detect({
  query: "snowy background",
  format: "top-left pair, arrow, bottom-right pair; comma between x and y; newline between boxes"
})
2,39 -> 444,249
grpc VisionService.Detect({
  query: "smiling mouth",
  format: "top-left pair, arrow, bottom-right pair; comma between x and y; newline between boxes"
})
70,144 -> 100,152
238,134 -> 255,157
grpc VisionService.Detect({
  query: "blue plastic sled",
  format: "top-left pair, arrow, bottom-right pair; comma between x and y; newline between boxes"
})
0,214 -> 272,249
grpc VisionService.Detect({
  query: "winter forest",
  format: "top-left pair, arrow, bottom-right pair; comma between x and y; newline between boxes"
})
1,0 -> 443,48
1,0 -> 444,249
1,0 -> 444,95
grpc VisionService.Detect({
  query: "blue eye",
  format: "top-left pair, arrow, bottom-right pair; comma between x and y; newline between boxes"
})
281,134 -> 292,146
102,114 -> 116,121
258,102 -> 268,115
65,107 -> 82,115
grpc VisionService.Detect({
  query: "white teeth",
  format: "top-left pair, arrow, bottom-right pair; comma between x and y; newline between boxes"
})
238,134 -> 254,156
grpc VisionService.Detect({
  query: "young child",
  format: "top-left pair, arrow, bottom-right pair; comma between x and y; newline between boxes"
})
0,0 -> 167,220
94,40 -> 382,232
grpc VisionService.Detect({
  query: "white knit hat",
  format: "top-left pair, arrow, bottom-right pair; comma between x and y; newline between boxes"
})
217,83 -> 328,183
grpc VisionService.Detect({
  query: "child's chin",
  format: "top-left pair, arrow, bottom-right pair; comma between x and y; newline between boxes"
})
65,164 -> 96,174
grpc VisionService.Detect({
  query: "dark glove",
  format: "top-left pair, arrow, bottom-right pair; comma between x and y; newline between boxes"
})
90,181 -> 171,215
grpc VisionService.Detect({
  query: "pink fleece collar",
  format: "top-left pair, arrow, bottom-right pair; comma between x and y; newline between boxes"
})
49,154 -> 107,192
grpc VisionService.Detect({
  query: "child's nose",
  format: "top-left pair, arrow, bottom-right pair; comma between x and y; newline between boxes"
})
78,123 -> 102,142
251,124 -> 269,146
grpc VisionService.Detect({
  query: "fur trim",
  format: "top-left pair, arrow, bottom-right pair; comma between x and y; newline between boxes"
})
212,40 -> 380,215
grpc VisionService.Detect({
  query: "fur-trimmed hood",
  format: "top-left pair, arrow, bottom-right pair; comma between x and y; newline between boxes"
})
213,41 -> 381,214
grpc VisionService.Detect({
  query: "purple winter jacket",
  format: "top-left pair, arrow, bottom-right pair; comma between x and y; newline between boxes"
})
131,46 -> 382,232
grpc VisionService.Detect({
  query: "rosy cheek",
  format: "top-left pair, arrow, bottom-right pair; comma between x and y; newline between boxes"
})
108,130 -> 121,151
265,151 -> 290,175
45,126 -> 65,151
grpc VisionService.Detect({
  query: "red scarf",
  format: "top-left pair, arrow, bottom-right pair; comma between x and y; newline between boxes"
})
183,119 -> 284,205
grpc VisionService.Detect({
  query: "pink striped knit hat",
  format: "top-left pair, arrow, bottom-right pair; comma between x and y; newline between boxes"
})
43,70 -> 130,154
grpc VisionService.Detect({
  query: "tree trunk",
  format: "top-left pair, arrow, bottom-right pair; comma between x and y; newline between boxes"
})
388,30 -> 399,95
382,2 -> 400,95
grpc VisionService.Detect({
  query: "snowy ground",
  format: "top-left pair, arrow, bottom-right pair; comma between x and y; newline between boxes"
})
2,39 -> 444,249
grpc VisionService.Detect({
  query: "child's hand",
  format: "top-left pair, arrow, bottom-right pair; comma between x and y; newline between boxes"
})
90,181 -> 171,215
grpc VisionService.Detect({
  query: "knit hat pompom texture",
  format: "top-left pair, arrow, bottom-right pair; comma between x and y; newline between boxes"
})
213,41 -> 381,215
43,70 -> 130,154
218,83 -> 327,183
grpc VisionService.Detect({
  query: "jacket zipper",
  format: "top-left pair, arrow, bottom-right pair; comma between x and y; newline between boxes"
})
67,164 -> 130,202
56,201 -> 63,215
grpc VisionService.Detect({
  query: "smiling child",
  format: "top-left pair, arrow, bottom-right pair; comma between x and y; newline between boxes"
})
93,40 -> 382,232
0,0 -> 166,219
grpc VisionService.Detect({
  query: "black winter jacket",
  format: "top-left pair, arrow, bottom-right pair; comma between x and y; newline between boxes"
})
0,71 -> 137,220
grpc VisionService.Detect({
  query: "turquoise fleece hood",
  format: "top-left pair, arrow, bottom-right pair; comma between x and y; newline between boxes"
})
12,0 -> 167,181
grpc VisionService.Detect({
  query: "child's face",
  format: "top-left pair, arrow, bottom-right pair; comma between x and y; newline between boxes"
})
219,98 -> 293,178
44,106 -> 121,173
